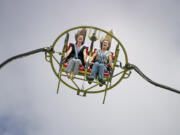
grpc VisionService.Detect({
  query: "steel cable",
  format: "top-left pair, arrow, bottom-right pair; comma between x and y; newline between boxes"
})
125,63 -> 180,94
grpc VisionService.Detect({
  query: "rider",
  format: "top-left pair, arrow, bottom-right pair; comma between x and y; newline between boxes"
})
88,30 -> 113,86
64,28 -> 87,79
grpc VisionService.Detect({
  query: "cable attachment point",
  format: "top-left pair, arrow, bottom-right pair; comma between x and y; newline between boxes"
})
44,46 -> 54,53
121,63 -> 133,79
44,46 -> 54,62
123,63 -> 135,70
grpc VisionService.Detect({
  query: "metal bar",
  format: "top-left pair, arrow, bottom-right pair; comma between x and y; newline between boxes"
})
112,71 -> 125,78
103,83 -> 108,104
71,79 -> 80,90
84,83 -> 99,91
52,55 -> 60,65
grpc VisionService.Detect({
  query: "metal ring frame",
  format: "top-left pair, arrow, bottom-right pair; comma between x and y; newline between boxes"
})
49,26 -> 129,94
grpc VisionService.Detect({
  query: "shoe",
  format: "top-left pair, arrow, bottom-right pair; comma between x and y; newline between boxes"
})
70,72 -> 74,79
99,83 -> 103,87
87,77 -> 94,84
66,72 -> 70,79
99,79 -> 105,87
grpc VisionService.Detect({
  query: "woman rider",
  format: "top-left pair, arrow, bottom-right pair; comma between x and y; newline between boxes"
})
64,28 -> 87,79
88,30 -> 113,86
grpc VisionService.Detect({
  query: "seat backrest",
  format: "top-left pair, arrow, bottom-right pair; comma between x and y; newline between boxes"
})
66,43 -> 73,51
85,46 -> 89,55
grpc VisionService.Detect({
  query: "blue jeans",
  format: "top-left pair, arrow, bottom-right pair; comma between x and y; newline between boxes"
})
89,62 -> 107,80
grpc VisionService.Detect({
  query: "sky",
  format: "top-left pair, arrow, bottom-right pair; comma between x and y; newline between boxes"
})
0,0 -> 180,135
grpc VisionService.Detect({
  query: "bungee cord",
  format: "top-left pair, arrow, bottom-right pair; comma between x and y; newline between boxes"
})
0,47 -> 53,70
124,63 -> 180,94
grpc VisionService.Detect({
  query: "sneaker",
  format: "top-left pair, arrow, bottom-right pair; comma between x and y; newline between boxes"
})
87,77 -> 94,84
99,79 -> 105,87
70,72 -> 74,79
66,72 -> 70,79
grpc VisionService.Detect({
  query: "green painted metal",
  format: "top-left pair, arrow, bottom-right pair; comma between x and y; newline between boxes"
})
49,25 -> 129,94
57,33 -> 69,94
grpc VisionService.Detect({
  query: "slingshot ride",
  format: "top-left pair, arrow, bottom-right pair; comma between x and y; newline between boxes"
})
0,26 -> 179,104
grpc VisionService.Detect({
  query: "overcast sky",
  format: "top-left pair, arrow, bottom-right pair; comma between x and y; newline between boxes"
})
0,0 -> 180,135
